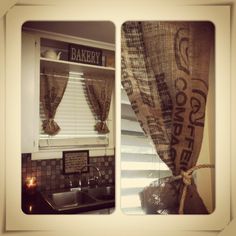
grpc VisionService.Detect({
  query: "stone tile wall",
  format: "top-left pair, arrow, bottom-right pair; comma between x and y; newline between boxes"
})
22,153 -> 115,191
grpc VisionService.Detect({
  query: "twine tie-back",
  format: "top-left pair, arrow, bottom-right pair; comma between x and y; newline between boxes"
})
47,118 -> 54,129
42,118 -> 60,135
172,164 -> 215,214
95,121 -> 109,134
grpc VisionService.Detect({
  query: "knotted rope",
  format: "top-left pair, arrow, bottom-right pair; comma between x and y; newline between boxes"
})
172,164 -> 215,214
95,120 -> 109,134
42,118 -> 60,135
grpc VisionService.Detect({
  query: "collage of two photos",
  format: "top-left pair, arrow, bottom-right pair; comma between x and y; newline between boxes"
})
21,21 -> 215,215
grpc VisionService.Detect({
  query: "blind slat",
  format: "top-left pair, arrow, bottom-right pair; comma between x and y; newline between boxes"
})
121,119 -> 143,133
121,162 -> 169,171
121,195 -> 142,208
121,178 -> 158,189
121,170 -> 170,179
121,153 -> 160,163
121,134 -> 153,147
122,207 -> 145,215
121,145 -> 156,155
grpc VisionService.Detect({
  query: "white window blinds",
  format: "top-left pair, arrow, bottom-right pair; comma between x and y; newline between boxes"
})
39,71 -> 108,148
121,88 -> 171,214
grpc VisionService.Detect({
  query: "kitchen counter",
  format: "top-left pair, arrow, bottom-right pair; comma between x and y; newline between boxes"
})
22,186 -> 115,214
22,191 -> 55,214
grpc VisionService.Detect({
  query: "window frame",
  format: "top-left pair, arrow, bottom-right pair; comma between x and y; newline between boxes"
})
38,72 -> 111,148
22,28 -> 115,159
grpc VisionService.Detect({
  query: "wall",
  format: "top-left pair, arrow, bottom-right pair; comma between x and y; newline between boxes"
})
22,153 -> 115,191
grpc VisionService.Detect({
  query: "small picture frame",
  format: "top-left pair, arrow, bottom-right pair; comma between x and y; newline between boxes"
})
62,150 -> 89,174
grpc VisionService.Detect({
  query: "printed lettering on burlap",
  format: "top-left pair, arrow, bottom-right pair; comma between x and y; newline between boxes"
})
121,21 -> 214,214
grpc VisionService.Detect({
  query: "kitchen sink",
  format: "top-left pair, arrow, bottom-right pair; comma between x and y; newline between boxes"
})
52,191 -> 96,208
85,186 -> 115,201
41,185 -> 115,212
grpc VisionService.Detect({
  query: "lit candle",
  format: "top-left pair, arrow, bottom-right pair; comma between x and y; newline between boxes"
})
25,177 -> 37,194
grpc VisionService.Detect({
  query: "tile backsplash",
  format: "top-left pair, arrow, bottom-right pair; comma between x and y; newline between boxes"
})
22,153 -> 115,191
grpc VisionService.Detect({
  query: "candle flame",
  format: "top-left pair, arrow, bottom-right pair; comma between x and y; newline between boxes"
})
26,177 -> 36,188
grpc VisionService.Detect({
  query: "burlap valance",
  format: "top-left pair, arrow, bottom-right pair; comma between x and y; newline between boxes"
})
121,21 -> 214,214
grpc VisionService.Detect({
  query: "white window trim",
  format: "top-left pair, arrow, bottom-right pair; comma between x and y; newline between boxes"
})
26,29 -> 115,160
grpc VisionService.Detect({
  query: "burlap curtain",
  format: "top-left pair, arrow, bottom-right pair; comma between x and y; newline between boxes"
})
121,22 -> 214,214
84,74 -> 113,134
40,69 -> 69,135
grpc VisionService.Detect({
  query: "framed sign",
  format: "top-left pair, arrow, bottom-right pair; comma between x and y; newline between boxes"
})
62,150 -> 89,174
68,43 -> 103,66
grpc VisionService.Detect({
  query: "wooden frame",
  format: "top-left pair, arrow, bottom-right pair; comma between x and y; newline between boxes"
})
62,150 -> 89,174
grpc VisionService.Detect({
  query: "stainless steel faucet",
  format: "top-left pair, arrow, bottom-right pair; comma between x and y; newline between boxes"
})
70,164 -> 102,191
81,164 -> 102,187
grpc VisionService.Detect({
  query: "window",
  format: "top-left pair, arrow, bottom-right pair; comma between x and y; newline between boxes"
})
121,88 -> 171,214
39,71 -> 109,149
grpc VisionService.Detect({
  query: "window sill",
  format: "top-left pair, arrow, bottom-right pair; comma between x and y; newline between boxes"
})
31,146 -> 115,160
39,136 -> 108,148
